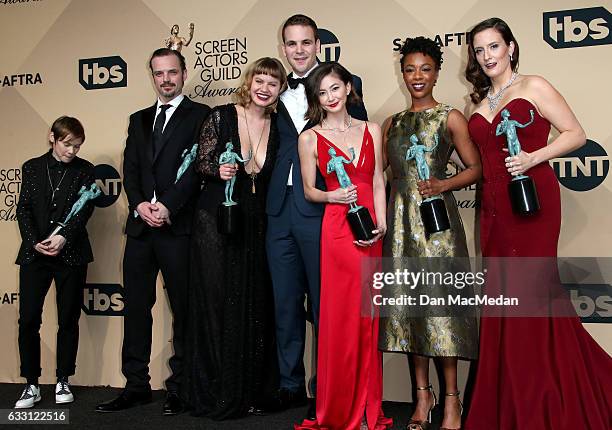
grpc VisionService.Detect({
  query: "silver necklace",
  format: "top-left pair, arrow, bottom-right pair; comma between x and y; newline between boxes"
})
486,72 -> 517,111
322,115 -> 352,132
46,161 -> 68,202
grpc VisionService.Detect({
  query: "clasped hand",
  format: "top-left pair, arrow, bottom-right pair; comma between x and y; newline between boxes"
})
34,235 -> 66,256
137,201 -> 171,227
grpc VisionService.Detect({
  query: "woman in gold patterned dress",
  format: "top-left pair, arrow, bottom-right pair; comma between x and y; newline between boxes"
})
378,37 -> 481,430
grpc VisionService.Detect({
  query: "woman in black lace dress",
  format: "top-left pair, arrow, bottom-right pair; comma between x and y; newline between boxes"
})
184,57 -> 287,419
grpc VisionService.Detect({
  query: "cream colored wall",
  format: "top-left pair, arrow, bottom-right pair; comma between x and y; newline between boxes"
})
0,0 -> 609,401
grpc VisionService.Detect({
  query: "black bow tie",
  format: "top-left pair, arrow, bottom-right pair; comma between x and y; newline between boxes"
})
287,75 -> 307,89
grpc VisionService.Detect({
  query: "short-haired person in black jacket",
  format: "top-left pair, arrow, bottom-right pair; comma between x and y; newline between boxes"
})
14,116 -> 97,409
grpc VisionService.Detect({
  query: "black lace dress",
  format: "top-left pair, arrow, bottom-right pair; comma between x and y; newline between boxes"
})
183,104 -> 279,419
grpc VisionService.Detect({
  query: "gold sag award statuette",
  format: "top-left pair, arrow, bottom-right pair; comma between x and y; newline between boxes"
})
164,23 -> 195,52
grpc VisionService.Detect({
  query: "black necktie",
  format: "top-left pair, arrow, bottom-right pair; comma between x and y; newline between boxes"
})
152,104 -> 171,157
287,75 -> 306,89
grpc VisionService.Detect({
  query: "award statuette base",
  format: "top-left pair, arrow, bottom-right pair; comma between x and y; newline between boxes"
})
46,221 -> 66,240
508,175 -> 540,215
419,197 -> 450,235
217,202 -> 239,235
347,205 -> 376,241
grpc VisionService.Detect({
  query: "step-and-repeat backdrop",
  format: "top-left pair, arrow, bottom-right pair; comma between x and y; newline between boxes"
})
1,0 -> 610,400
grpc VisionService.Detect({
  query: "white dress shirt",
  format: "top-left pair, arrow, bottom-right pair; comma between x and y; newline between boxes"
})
281,64 -> 318,186
154,93 -> 184,132
137,94 -> 185,213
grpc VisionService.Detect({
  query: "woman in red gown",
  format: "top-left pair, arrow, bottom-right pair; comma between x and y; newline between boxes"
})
464,17 -> 612,430
295,62 -> 392,430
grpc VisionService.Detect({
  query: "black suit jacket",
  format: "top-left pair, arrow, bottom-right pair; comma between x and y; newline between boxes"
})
266,73 -> 368,217
16,152 -> 96,266
123,97 -> 210,237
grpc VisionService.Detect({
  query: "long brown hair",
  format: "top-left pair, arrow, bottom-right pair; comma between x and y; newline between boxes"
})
304,62 -> 361,125
465,17 -> 520,104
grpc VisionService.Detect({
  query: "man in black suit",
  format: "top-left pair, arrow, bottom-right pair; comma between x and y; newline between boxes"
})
15,116 -> 96,409
266,14 -> 368,418
96,48 -> 210,415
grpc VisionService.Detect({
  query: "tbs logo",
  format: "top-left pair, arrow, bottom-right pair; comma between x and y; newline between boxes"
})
318,29 -> 341,63
569,285 -> 612,323
79,56 -> 127,90
94,164 -> 122,207
83,284 -> 124,316
543,7 -> 611,49
551,139 -> 609,191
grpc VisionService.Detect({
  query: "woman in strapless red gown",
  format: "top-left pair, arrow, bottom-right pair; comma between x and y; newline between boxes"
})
294,62 -> 392,430
463,17 -> 612,430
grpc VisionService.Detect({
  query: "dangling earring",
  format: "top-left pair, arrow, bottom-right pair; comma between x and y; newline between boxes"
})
509,52 -> 513,61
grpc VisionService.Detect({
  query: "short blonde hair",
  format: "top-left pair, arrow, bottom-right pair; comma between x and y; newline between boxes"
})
235,57 -> 287,113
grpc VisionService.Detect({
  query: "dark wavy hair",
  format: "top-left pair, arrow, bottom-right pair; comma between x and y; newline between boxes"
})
399,36 -> 443,70
465,17 -> 520,104
50,116 -> 85,145
304,62 -> 361,125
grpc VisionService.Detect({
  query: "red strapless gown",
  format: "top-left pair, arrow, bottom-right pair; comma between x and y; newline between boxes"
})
465,98 -> 612,429
295,125 -> 392,430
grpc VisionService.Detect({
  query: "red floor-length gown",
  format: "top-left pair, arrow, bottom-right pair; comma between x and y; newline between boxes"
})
465,98 -> 612,429
295,124 -> 392,430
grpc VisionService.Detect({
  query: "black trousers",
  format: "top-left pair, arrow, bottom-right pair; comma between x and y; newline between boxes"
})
121,229 -> 189,393
18,257 -> 87,379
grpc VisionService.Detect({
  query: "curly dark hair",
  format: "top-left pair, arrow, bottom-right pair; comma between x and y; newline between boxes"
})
399,36 -> 443,70
465,17 -> 520,104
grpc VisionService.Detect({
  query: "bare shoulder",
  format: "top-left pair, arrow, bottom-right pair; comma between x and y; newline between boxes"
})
520,74 -> 564,113
521,74 -> 554,90
366,120 -> 382,136
521,74 -> 559,100
298,128 -> 317,145
448,108 -> 468,124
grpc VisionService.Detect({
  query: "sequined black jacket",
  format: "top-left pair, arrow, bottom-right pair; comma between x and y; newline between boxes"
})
16,152 -> 96,266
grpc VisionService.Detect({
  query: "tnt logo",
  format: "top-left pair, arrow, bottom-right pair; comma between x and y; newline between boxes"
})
94,164 -> 122,207
79,56 -> 127,90
568,285 -> 612,323
551,139 -> 609,191
318,29 -> 341,62
543,7 -> 611,49
83,284 -> 124,316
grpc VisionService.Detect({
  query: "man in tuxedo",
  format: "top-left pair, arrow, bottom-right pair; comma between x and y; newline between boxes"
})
96,48 -> 210,415
266,14 -> 368,418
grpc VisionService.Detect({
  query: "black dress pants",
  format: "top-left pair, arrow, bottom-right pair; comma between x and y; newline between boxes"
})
121,228 -> 189,393
18,257 -> 87,379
